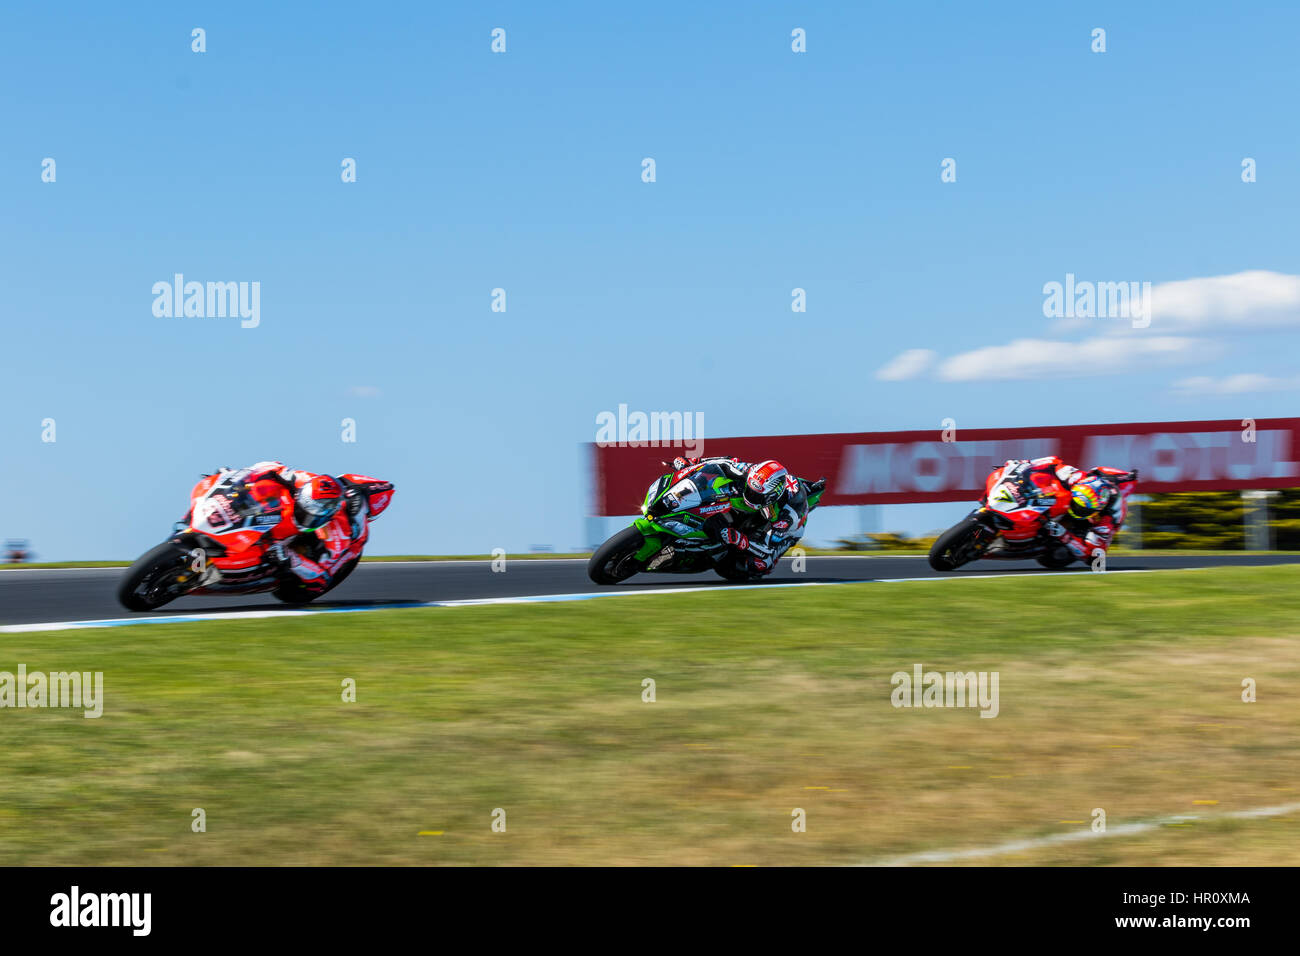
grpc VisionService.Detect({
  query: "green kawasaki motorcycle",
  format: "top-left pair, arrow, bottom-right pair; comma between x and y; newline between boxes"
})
587,464 -> 825,585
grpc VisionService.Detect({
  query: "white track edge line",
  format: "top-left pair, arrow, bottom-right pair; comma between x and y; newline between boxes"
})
859,801 -> 1300,866
0,565 -> 1228,633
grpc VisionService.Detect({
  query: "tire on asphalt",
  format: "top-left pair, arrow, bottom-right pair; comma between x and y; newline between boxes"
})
928,517 -> 986,571
117,542 -> 193,612
588,526 -> 647,585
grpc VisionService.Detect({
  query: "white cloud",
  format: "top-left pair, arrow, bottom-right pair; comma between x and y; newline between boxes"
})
1146,270 -> 1300,331
936,336 -> 1215,382
1043,271 -> 1300,336
1171,373 -> 1300,395
879,270 -> 1296,385
875,348 -> 937,381
348,385 -> 382,398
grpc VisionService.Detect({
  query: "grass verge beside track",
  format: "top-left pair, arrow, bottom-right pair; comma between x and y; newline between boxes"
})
0,565 -> 1297,865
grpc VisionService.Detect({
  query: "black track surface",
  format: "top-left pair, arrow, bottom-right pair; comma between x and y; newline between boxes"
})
0,553 -> 1296,626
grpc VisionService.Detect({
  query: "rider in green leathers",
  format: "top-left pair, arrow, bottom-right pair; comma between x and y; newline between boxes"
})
669,455 -> 825,573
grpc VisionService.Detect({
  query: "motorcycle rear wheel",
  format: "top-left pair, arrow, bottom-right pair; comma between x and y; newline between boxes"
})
117,542 -> 195,611
272,556 -> 359,604
588,527 -> 647,584
1036,547 -> 1076,569
713,555 -> 764,583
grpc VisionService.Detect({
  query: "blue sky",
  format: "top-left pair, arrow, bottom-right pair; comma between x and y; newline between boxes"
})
3,1 -> 1298,559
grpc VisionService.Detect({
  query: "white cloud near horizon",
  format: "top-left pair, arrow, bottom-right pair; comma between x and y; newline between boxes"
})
1171,373 -> 1300,395
1145,270 -> 1300,331
875,348 -> 937,380
877,270 -> 1296,383
935,336 -> 1216,382
1047,271 -> 1300,336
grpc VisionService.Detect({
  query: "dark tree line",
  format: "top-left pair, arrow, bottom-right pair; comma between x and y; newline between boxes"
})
1135,489 -> 1300,550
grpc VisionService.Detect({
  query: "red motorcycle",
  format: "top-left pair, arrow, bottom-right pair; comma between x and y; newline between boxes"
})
117,467 -> 393,611
929,461 -> 1136,571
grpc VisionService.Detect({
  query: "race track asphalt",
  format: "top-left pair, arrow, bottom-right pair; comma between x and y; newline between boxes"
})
1,553 -> 1296,627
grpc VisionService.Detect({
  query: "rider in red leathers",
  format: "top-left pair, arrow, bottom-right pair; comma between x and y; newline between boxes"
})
189,461 -> 394,595
997,456 -> 1138,562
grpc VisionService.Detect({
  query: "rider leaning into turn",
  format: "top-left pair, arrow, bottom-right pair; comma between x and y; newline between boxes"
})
670,455 -> 825,573
1004,456 -> 1138,562
199,461 -> 393,595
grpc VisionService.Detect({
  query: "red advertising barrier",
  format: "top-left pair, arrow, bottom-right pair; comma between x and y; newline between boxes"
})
589,418 -> 1300,514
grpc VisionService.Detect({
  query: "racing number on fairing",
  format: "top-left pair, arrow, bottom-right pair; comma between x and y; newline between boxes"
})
202,494 -> 238,530
668,479 -> 696,497
664,479 -> 701,511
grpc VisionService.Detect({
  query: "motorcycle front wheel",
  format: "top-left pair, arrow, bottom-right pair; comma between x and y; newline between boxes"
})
117,542 -> 196,611
928,517 -> 989,571
588,527 -> 647,584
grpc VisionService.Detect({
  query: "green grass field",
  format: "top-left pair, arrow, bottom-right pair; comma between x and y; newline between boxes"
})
1,566 -> 1298,865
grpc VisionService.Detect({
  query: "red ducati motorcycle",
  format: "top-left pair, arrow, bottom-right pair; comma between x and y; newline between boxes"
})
117,467 -> 393,611
928,460 -> 1136,571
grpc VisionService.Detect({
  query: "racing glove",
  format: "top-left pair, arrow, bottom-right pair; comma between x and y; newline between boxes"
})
265,541 -> 293,571
721,528 -> 749,550
744,537 -> 778,573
